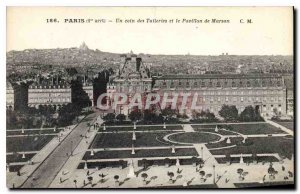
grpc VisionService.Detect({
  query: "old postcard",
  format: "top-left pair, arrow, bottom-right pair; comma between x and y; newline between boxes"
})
6,6 -> 294,189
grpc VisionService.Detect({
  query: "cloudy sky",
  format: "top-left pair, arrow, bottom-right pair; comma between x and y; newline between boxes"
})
7,7 -> 293,55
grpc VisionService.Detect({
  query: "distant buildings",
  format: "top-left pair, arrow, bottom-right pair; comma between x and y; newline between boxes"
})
6,81 -> 14,110
82,77 -> 94,106
28,77 -> 71,109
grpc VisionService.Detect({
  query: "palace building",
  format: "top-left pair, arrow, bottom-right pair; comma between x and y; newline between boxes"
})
152,74 -> 287,117
106,56 -> 291,118
107,54 -> 152,115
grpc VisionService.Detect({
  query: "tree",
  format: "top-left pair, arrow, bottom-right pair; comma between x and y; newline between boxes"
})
164,158 -> 171,167
199,170 -> 206,182
103,113 -> 115,122
237,168 -> 244,181
87,176 -> 93,184
141,159 -> 148,170
143,109 -> 156,123
198,158 -> 204,168
161,107 -> 176,119
141,173 -> 148,182
268,164 -> 277,180
114,175 -> 119,183
239,106 -> 264,122
167,172 -> 175,183
219,105 -> 239,121
128,109 -> 142,122
73,179 -> 77,188
116,114 -> 126,122
191,110 -> 217,123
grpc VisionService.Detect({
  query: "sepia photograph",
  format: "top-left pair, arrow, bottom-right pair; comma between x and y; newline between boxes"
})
5,6 -> 294,189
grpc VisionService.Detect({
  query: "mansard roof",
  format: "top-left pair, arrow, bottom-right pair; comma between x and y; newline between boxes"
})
154,73 -> 283,80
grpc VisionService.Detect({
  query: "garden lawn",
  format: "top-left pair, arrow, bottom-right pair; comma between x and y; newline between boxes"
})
209,136 -> 294,158
83,148 -> 198,160
90,132 -> 177,149
6,135 -> 56,152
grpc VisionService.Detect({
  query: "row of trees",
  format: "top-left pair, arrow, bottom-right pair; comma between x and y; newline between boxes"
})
102,104 -> 264,125
219,105 -> 264,122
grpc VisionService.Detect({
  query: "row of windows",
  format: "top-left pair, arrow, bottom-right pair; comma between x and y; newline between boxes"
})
201,90 -> 283,95
199,96 -> 284,103
192,104 -> 282,113
159,80 -> 282,88
29,93 -> 71,97
29,89 -> 71,93
29,98 -> 71,103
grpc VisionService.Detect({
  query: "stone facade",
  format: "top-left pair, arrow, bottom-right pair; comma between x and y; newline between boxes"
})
152,74 -> 287,117
6,81 -> 14,110
107,55 -> 152,115
28,82 -> 71,108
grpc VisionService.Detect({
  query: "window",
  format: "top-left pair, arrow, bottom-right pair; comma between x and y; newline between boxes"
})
218,97 -> 221,102
241,97 -> 244,102
170,82 -> 174,88
277,81 -> 281,86
217,82 -> 221,87
232,81 -> 236,87
233,97 -> 237,102
247,81 -> 251,87
194,82 -> 198,86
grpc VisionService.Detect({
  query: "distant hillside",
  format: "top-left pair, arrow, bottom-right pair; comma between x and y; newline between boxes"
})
6,43 -> 293,75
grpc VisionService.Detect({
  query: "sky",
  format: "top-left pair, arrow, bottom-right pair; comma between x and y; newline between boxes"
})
6,7 -> 293,55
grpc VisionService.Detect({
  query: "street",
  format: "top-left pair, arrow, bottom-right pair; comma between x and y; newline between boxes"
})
21,112 -> 100,188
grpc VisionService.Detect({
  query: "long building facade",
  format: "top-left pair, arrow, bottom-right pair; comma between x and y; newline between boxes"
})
152,74 -> 287,117
28,78 -> 71,108
106,56 -> 291,118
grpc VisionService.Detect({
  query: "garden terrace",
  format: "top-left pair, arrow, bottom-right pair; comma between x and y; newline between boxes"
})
209,137 -> 294,158
192,123 -> 285,135
219,123 -> 286,135
206,137 -> 244,149
83,148 -> 198,160
6,135 -> 56,152
8,165 -> 23,172
215,155 -> 279,164
274,121 -> 294,131
90,132 -> 179,149
77,160 -> 127,169
7,153 -> 36,163
6,128 -> 63,136
98,125 -> 183,132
